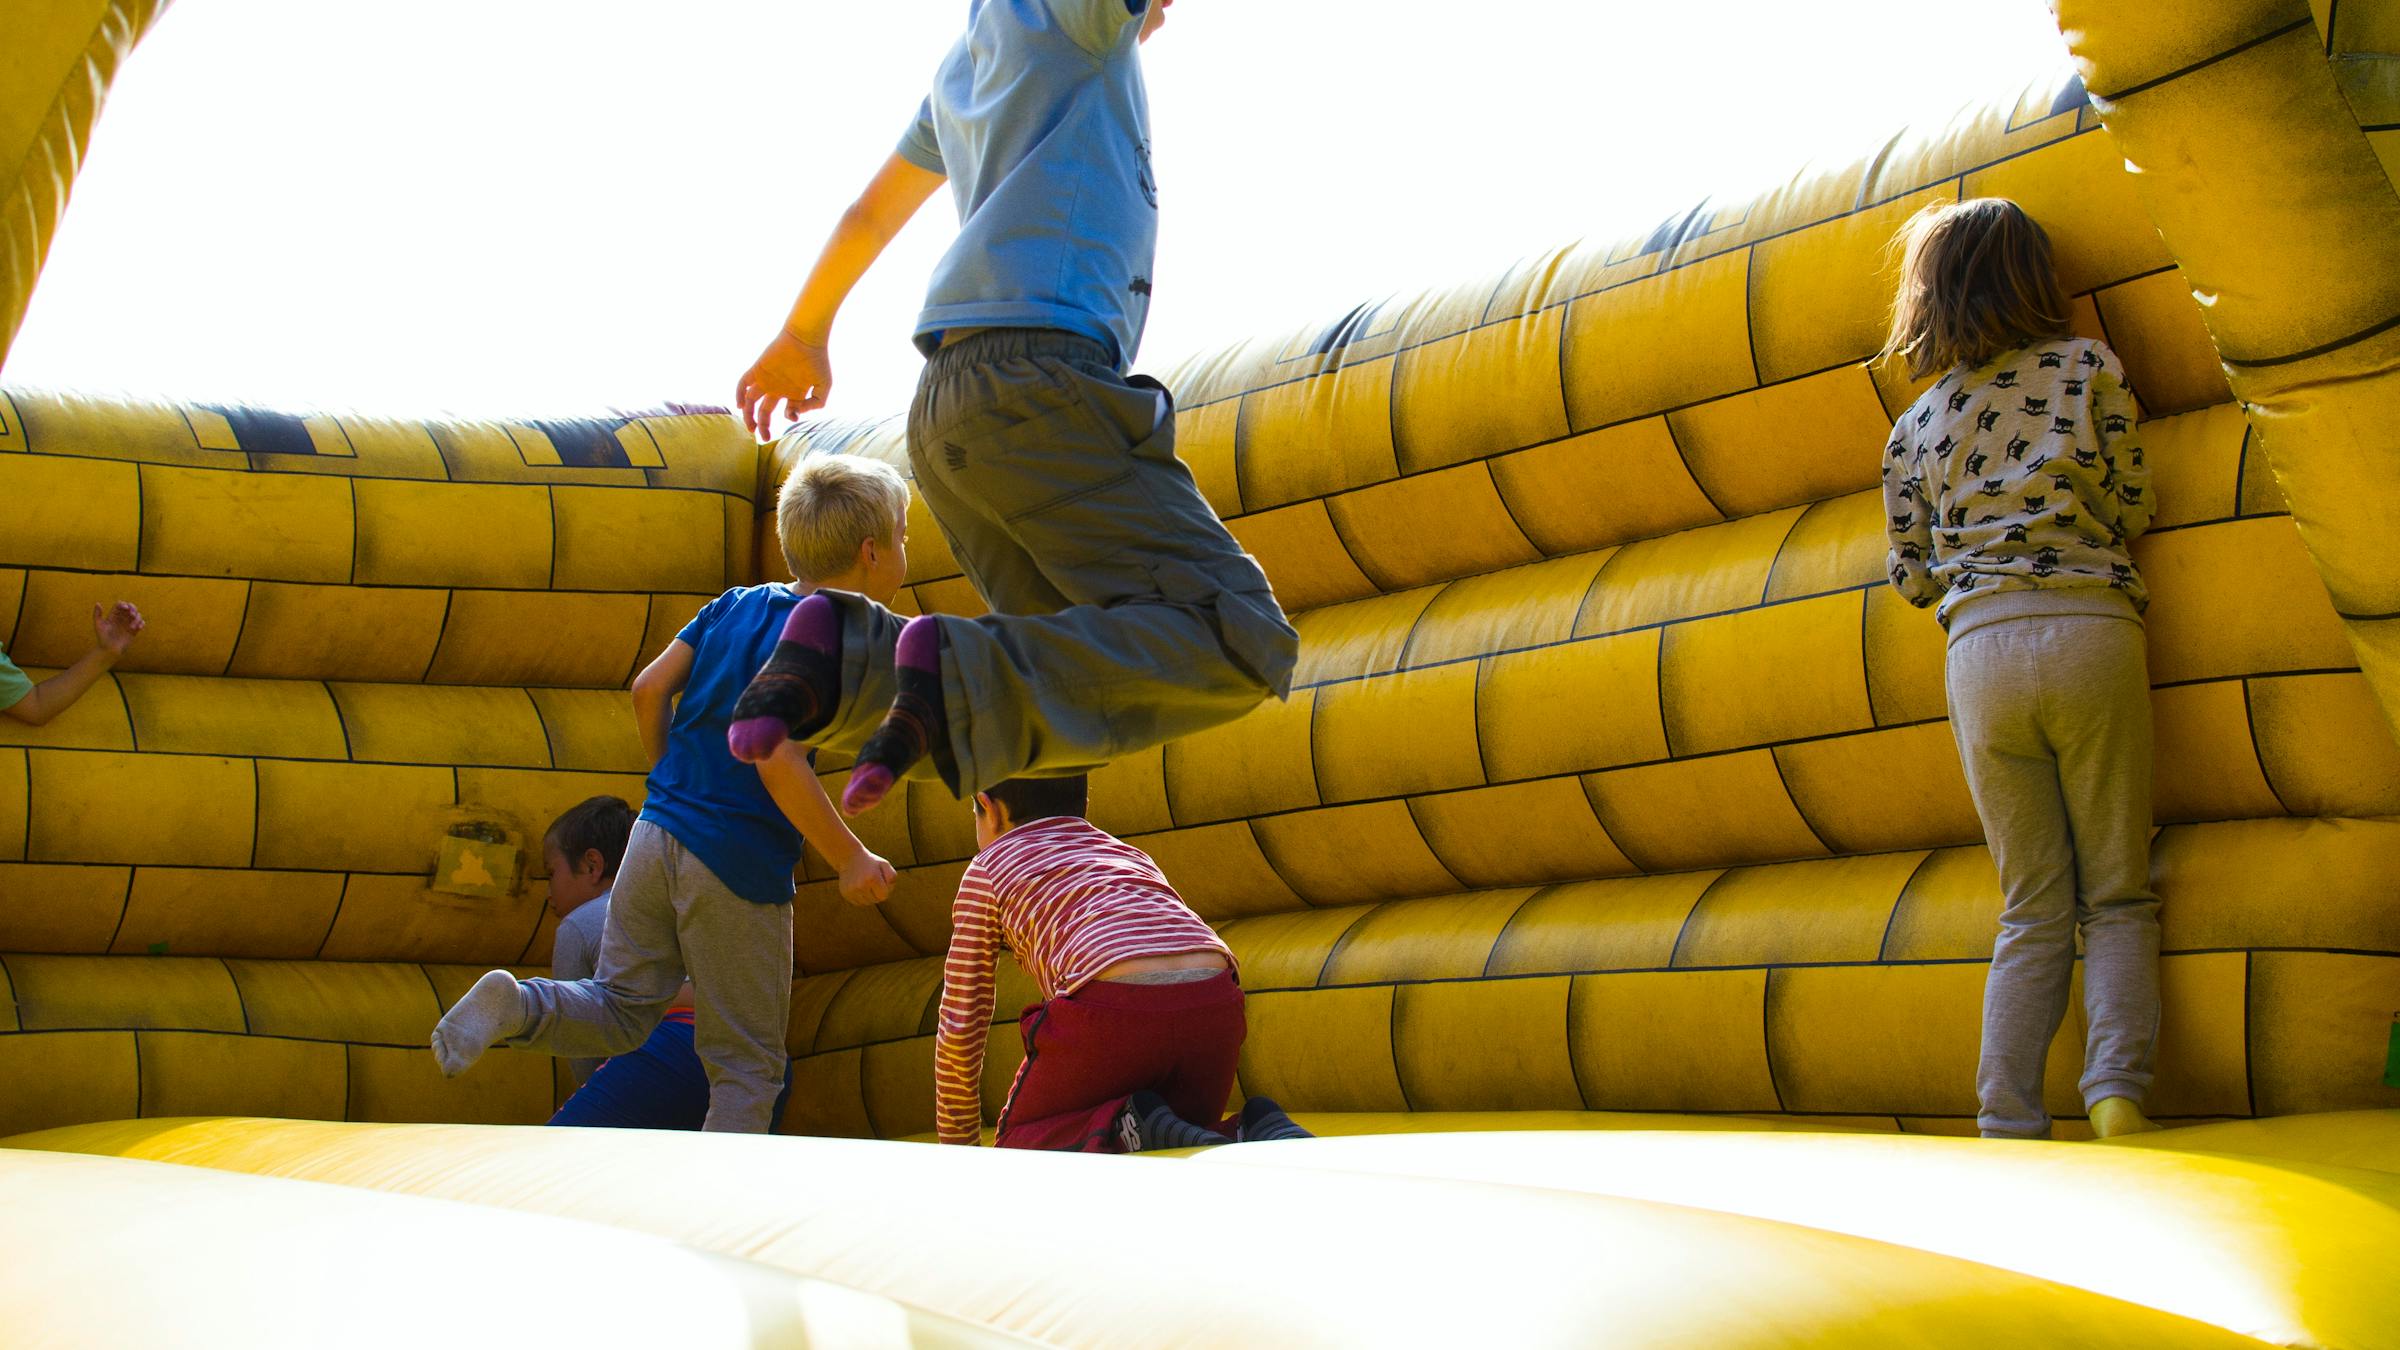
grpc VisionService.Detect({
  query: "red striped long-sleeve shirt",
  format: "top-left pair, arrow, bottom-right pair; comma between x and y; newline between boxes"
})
933,815 -> 1233,1146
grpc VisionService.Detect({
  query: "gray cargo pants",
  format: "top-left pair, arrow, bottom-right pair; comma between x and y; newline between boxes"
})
507,820 -> 793,1134
812,328 -> 1298,795
1947,605 -> 2162,1139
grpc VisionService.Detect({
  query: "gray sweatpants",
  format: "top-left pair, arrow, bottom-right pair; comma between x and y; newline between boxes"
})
809,328 -> 1299,796
508,820 -> 792,1133
1946,599 -> 2162,1139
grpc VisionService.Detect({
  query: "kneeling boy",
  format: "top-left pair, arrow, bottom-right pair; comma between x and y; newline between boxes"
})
935,776 -> 1310,1150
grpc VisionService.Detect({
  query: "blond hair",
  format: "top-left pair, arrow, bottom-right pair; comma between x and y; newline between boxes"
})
776,453 -> 909,584
1881,198 -> 2074,380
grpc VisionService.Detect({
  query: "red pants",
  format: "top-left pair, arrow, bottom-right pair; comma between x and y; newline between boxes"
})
993,972 -> 1246,1152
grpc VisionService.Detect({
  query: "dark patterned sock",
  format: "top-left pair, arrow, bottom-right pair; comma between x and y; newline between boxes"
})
841,614 -> 946,816
1235,1096 -> 1313,1142
728,594 -> 842,763
1114,1090 -> 1232,1152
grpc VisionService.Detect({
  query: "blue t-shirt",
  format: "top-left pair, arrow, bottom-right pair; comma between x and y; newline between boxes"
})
640,584 -> 806,906
897,0 -> 1158,368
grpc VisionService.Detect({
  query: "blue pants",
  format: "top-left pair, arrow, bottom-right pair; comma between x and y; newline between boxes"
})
548,1019 -> 792,1131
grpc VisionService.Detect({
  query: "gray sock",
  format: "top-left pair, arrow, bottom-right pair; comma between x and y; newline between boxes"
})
430,970 -> 528,1077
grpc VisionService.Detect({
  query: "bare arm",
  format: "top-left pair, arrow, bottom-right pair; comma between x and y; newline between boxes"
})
756,741 -> 896,906
3,602 -> 143,727
630,640 -> 695,767
735,152 -> 948,438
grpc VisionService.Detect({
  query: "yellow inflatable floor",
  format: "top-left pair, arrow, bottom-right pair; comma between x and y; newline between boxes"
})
10,1112 -> 2398,1348
4,0 -> 2400,1345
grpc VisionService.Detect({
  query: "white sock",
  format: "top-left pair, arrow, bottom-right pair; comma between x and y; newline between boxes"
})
430,970 -> 528,1078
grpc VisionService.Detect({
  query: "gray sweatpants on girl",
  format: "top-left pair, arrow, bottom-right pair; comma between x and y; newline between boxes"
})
1945,589 -> 2162,1139
506,820 -> 793,1133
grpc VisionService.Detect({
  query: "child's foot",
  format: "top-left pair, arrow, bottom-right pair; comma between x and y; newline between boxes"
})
1234,1095 -> 1313,1142
2088,1096 -> 2161,1139
429,970 -> 529,1077
1112,1090 -> 1232,1152
728,594 -> 844,762
842,614 -> 950,816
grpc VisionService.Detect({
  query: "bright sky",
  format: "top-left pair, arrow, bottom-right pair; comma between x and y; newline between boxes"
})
7,1 -> 2074,420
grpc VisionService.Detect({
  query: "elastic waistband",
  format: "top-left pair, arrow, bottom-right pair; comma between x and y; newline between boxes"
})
924,326 -> 1112,379
1064,969 -> 1241,1012
1948,585 -> 2139,644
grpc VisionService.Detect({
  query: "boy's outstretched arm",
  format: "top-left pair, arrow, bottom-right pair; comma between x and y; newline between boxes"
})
631,640 -> 696,767
758,740 -> 897,906
736,152 -> 947,438
2,602 -> 143,727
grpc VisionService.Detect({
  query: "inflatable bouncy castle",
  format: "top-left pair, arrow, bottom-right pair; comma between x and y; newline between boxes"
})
2,1 -> 2397,1344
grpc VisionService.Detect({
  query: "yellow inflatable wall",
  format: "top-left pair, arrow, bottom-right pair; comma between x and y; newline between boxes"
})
5,1 -> 2400,1345
4,14 -> 2399,1146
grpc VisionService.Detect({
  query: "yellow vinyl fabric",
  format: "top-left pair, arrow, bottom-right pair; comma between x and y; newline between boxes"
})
2056,0 -> 2400,737
1189,1125 -> 2400,1350
2,1117 -> 2265,1349
0,6 -> 2393,1159
0,0 -> 169,372
756,60 -> 2400,1141
0,1146 -> 1026,1349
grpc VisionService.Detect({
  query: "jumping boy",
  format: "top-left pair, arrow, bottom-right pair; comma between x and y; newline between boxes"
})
724,0 -> 1299,818
935,774 -> 1309,1150
431,455 -> 910,1132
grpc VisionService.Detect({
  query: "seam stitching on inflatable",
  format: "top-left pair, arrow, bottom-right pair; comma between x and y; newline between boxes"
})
1481,887 -> 1552,981
2089,17 -> 2316,103
2242,951 -> 2260,1118
97,866 -> 134,957
2240,679 -> 2292,815
313,876 -> 352,960
220,582 -> 255,678
1173,125 -> 2103,416
1398,796 -> 1467,897
1385,984 -> 1417,1112
1760,969 -> 1787,1112
1875,850 -> 1943,962
2225,307 -> 2400,368
564,936 -> 2400,1060
419,591 -> 455,682
1561,973 -> 1594,1110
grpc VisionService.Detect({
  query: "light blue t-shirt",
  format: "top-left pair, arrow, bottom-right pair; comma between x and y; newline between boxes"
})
640,584 -> 806,906
897,0 -> 1158,369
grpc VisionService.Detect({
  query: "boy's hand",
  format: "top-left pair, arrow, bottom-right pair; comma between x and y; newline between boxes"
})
93,601 -> 145,658
738,331 -> 834,440
837,848 -> 898,907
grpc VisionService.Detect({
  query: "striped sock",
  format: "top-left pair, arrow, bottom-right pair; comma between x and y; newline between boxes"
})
728,593 -> 843,763
1235,1096 -> 1313,1142
1114,1090 -> 1232,1152
842,614 -> 948,815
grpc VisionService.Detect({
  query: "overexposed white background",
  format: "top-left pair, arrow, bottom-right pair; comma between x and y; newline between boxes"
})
7,1 -> 2073,418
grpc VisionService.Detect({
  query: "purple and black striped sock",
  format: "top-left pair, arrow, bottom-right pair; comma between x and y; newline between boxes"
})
841,614 -> 948,815
727,593 -> 842,763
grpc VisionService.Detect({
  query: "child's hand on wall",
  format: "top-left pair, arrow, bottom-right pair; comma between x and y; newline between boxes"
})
92,601 -> 144,658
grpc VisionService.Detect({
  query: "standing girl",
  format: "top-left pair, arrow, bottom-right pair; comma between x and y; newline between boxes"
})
1880,198 -> 2161,1140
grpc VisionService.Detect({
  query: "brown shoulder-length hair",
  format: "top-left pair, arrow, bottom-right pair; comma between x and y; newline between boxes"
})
1880,198 -> 2073,379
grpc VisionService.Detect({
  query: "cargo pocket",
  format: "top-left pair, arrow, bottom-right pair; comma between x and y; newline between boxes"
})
1146,553 -> 1300,698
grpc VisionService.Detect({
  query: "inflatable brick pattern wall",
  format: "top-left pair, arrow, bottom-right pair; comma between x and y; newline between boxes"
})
2058,0 -> 2400,738
767,65 -> 2400,1138
0,401 -> 761,1131
2,15 -> 2397,1143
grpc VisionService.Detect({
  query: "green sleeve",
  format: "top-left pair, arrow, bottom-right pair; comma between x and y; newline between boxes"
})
0,646 -> 30,712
